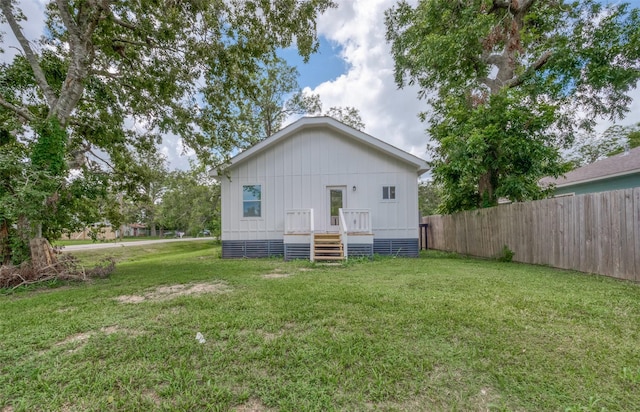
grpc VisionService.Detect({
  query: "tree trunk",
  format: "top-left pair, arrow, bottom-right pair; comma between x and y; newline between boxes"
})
151,224 -> 157,237
478,170 -> 496,207
29,237 -> 57,268
0,220 -> 11,265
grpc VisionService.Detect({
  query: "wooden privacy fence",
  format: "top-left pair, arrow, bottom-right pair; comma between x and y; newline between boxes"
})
421,188 -> 639,282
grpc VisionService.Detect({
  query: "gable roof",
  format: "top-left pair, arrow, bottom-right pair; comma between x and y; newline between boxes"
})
540,146 -> 640,188
211,116 -> 429,176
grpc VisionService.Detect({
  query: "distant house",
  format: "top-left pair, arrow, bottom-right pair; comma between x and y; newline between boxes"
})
211,117 -> 429,260
540,147 -> 640,196
66,223 -> 148,240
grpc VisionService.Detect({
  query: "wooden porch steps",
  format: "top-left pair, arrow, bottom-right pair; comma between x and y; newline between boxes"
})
313,233 -> 344,261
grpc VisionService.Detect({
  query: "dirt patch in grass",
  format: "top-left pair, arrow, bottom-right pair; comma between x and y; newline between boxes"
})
142,389 -> 162,407
56,332 -> 93,347
262,268 -> 291,279
116,295 -> 146,304
257,322 -> 297,341
55,306 -> 77,313
53,325 -> 143,353
114,282 -> 230,303
100,325 -> 142,336
469,387 -> 502,410
234,398 -> 272,412
262,273 -> 290,279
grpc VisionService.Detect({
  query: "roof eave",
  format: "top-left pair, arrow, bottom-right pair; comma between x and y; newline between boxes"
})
552,169 -> 640,188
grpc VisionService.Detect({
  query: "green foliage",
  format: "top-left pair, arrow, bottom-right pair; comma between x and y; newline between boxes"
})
566,123 -> 640,166
31,117 -> 67,177
432,90 -> 570,211
200,57 -> 322,148
198,56 -> 364,150
386,0 -> 640,212
498,245 -> 515,263
157,166 -> 220,237
325,106 -> 366,130
0,137 -> 110,262
418,181 -> 442,216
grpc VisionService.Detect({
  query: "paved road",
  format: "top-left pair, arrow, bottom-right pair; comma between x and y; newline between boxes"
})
61,237 -> 214,252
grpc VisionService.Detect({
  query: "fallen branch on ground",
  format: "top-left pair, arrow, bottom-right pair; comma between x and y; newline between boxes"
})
0,255 -> 115,291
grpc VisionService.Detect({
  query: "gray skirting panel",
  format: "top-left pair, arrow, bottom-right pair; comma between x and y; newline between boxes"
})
222,239 -> 418,258
347,243 -> 373,258
373,238 -> 419,257
284,244 -> 311,261
222,240 -> 284,258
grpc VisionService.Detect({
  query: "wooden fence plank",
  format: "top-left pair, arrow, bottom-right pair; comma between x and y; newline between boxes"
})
632,187 -> 640,282
610,192 -> 622,279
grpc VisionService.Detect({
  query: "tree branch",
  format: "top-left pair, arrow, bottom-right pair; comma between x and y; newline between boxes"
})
54,0 -> 81,40
0,0 -> 57,107
519,0 -> 537,14
87,148 -> 115,170
0,95 -> 35,123
491,0 -> 537,13
505,50 -> 552,88
111,15 -> 137,30
484,53 -> 504,66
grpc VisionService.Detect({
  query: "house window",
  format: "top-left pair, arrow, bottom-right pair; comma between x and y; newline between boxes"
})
243,185 -> 261,217
382,185 -> 396,200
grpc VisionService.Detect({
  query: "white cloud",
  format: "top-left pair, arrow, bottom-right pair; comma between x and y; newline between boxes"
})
0,0 -> 47,62
308,0 -> 431,160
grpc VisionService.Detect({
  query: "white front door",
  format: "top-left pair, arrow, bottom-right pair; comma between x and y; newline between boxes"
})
327,186 -> 346,232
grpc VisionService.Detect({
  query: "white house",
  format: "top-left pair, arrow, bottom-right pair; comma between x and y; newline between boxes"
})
211,117 -> 429,260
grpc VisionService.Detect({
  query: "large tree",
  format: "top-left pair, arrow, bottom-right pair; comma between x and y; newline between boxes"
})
198,56 -> 365,152
199,56 -> 322,149
0,0 -> 335,264
386,0 -> 640,212
325,106 -> 365,130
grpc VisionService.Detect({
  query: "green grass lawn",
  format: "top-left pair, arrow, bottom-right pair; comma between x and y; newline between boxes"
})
2,243 -> 639,411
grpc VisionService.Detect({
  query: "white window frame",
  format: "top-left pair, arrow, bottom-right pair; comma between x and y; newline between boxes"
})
242,184 -> 263,219
381,185 -> 397,201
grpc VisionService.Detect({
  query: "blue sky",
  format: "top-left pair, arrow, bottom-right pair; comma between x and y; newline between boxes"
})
279,37 -> 350,89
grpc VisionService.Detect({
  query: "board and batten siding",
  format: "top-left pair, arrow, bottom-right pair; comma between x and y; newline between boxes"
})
220,127 -> 420,241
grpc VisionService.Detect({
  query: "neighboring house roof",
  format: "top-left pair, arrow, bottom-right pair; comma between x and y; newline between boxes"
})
540,146 -> 640,188
210,116 -> 429,176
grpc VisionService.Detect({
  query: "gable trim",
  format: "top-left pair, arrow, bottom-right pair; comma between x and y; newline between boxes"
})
212,117 -> 429,176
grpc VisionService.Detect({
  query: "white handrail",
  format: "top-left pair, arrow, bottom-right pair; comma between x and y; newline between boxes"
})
339,208 -> 348,260
285,209 -> 313,234
341,209 -> 372,234
310,209 -> 315,262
